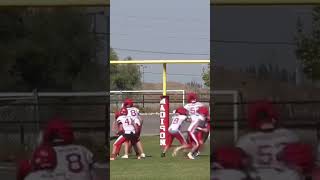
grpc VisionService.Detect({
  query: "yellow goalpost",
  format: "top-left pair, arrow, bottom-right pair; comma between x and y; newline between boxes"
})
111,59 -> 210,146
110,60 -> 210,96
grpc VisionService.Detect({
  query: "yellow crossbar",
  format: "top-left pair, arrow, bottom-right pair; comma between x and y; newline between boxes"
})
110,59 -> 210,96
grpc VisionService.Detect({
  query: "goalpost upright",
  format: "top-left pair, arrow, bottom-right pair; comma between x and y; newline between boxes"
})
110,60 -> 210,147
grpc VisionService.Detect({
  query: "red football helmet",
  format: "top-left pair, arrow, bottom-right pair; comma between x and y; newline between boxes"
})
43,117 -> 74,145
214,146 -> 246,169
247,100 -> 278,130
31,145 -> 57,171
197,106 -> 209,117
279,143 -> 315,174
114,111 -> 121,120
120,108 -> 128,116
187,92 -> 198,103
175,107 -> 188,115
17,159 -> 32,180
123,98 -> 134,107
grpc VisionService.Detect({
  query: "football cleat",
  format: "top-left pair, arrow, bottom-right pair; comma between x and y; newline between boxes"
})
195,151 -> 200,157
121,154 -> 129,159
187,152 -> 195,160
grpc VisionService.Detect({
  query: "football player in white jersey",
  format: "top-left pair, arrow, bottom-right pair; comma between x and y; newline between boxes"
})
194,106 -> 210,156
24,144 -> 64,180
173,106 -> 208,159
111,108 -> 139,160
183,92 -> 204,116
41,117 -> 100,180
211,146 -> 250,180
122,98 -> 146,159
161,107 -> 188,157
236,100 -> 302,180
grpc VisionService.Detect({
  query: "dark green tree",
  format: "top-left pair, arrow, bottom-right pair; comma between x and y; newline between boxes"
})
109,48 -> 141,90
201,64 -> 210,88
295,7 -> 320,81
0,8 -> 104,91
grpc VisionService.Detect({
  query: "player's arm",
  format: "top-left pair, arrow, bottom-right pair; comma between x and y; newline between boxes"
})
112,120 -> 118,132
133,119 -> 140,133
196,126 -> 209,133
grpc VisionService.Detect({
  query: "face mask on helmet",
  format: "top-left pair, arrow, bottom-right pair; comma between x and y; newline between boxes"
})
257,111 -> 276,130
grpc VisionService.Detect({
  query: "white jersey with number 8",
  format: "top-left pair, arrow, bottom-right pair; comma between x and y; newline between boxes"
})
168,115 -> 187,133
127,107 -> 141,126
236,128 -> 299,170
53,144 -> 95,180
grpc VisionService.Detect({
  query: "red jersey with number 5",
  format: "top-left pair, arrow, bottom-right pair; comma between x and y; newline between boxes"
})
53,144 -> 94,180
236,128 -> 299,169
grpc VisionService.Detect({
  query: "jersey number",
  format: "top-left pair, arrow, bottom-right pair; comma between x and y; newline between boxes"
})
130,110 -> 137,116
190,107 -> 196,114
66,153 -> 83,173
172,118 -> 179,124
125,118 -> 131,125
257,145 -> 273,165
257,143 -> 287,165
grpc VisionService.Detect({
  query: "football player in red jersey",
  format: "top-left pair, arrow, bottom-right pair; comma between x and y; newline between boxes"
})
279,142 -> 315,178
24,145 -> 59,180
212,146 -> 249,180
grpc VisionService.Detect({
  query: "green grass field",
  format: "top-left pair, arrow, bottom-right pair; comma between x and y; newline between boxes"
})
110,136 -> 210,180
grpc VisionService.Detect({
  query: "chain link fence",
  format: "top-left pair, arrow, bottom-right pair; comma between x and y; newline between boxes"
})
0,92 -> 108,162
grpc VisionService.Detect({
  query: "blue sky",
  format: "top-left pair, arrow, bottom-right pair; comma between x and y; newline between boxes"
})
111,0 -> 209,84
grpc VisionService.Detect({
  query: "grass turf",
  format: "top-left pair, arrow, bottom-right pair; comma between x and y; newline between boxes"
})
110,136 -> 210,180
